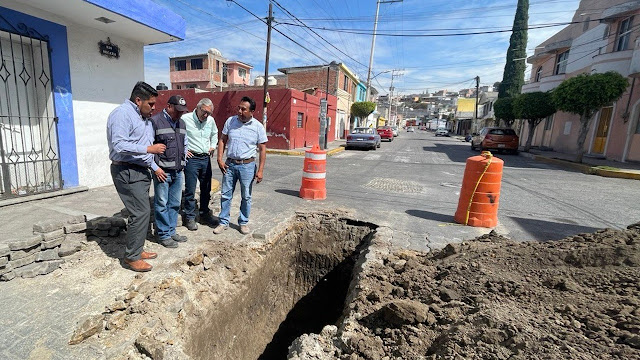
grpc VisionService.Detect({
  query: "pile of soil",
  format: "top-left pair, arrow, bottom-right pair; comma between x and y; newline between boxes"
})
291,225 -> 640,359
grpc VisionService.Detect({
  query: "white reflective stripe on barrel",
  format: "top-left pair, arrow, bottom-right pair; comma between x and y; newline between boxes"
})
302,171 -> 326,179
305,152 -> 326,160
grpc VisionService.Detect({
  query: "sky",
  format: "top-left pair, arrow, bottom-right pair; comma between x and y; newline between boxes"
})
144,0 -> 582,96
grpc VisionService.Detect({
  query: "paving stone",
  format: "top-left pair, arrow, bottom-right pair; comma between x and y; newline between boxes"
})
68,314 -> 104,345
65,214 -> 87,225
96,221 -> 112,230
33,220 -> 65,233
9,245 -> 40,261
39,259 -> 64,275
58,239 -> 82,257
135,335 -> 165,360
8,235 -> 42,251
0,263 -> 12,275
0,244 -> 9,257
64,222 -> 87,234
109,217 -> 127,228
0,270 -> 15,281
92,229 -> 110,237
8,253 -> 36,269
0,256 -> 7,267
13,262 -> 44,278
36,248 -> 60,262
108,227 -> 121,237
41,235 -> 65,250
40,229 -> 65,241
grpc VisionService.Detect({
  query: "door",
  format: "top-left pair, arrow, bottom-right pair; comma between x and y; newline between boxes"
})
0,29 -> 61,198
592,106 -> 612,154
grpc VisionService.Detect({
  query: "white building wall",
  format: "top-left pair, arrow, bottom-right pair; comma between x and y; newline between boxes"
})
566,24 -> 608,74
4,1 -> 145,188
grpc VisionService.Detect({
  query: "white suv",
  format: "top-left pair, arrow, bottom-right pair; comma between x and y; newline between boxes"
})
435,128 -> 449,137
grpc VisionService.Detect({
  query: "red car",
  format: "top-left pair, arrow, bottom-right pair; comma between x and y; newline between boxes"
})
471,127 -> 519,154
377,126 -> 394,141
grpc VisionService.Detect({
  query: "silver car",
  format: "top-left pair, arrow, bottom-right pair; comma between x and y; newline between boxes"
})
346,127 -> 381,150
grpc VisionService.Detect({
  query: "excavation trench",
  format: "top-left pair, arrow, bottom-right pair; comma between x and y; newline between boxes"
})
187,216 -> 376,360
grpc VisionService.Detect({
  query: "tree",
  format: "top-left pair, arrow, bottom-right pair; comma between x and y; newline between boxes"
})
493,81 -> 501,92
498,0 -> 528,98
494,97 -> 516,128
513,92 -> 556,152
552,71 -> 628,163
351,101 -> 376,119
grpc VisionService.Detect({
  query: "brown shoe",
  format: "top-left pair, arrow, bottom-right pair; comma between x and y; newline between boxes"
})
124,258 -> 153,272
239,225 -> 250,235
141,251 -> 157,260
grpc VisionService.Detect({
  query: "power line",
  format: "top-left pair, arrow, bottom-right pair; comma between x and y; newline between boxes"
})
270,0 -> 369,70
227,0 -> 329,63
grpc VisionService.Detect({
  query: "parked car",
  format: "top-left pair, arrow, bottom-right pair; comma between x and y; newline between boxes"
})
407,127 -> 415,132
377,126 -> 394,141
346,127 -> 381,150
435,128 -> 450,137
391,126 -> 399,137
471,127 -> 519,154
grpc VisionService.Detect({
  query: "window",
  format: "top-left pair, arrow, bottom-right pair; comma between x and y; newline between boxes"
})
216,60 -> 220,72
343,75 -> 348,91
615,17 -> 634,52
535,66 -> 543,82
191,58 -> 203,70
239,68 -> 247,78
544,114 -> 554,130
176,85 -> 182,89
174,60 -> 186,71
555,50 -> 569,75
297,112 -> 304,128
186,84 -> 198,89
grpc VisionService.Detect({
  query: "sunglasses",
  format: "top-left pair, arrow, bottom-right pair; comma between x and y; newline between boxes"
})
199,108 -> 212,116
237,106 -> 248,111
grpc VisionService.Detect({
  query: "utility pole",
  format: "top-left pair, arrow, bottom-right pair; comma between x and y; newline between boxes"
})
262,2 -> 273,126
473,76 -> 480,133
365,0 -> 402,101
387,69 -> 403,125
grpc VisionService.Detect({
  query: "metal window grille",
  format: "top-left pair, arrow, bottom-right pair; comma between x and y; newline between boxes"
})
297,112 -> 303,128
0,22 -> 61,198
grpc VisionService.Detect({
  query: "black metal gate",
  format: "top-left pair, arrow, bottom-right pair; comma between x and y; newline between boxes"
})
0,19 -> 61,199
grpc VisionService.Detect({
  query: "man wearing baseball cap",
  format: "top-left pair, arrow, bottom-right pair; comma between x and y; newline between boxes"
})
149,95 -> 189,248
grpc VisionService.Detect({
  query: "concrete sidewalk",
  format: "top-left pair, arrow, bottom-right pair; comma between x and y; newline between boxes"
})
522,148 -> 640,180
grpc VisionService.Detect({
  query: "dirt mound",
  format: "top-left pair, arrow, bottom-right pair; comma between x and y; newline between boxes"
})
294,227 -> 640,359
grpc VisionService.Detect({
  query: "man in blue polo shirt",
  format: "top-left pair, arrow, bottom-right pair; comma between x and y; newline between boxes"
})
213,96 -> 267,235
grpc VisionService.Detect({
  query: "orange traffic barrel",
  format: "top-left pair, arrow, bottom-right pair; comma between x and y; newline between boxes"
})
454,151 -> 503,227
300,145 -> 327,200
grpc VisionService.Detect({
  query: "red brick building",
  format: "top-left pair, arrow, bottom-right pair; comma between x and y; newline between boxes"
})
154,88 -> 337,150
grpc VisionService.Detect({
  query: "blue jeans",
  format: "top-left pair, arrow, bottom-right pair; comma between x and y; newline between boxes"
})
153,170 -> 183,240
218,161 -> 256,226
183,156 -> 213,220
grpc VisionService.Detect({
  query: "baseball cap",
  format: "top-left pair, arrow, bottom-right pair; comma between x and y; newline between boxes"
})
168,95 -> 188,112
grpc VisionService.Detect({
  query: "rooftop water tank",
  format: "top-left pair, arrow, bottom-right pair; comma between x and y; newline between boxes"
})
267,76 -> 277,85
254,76 -> 265,86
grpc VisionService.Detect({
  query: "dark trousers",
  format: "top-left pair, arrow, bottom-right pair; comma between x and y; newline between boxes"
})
183,156 -> 212,220
110,164 -> 151,261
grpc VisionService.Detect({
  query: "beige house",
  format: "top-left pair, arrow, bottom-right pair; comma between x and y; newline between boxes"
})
521,0 -> 640,162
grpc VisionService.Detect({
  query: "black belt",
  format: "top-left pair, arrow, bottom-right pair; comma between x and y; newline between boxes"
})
190,152 -> 210,157
111,161 -> 148,169
227,157 -> 255,164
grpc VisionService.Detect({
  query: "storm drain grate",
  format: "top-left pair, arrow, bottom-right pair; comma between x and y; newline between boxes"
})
364,178 -> 424,193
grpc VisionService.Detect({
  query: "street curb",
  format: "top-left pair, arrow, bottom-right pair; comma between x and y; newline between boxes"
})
266,149 -> 305,156
522,153 -> 640,180
266,146 -> 345,157
326,146 -> 345,156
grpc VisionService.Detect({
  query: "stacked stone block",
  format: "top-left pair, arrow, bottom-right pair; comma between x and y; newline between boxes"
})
86,216 -> 127,238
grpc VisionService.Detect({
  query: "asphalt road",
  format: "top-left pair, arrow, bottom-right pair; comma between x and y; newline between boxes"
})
256,129 -> 640,252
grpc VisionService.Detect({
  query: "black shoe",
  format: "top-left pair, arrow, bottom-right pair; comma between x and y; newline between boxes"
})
199,213 -> 216,226
185,219 -> 198,231
172,234 -> 188,243
159,238 -> 179,248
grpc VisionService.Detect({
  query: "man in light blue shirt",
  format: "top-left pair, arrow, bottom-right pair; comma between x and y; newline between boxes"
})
182,98 -> 218,230
107,81 -> 166,272
213,96 -> 267,235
